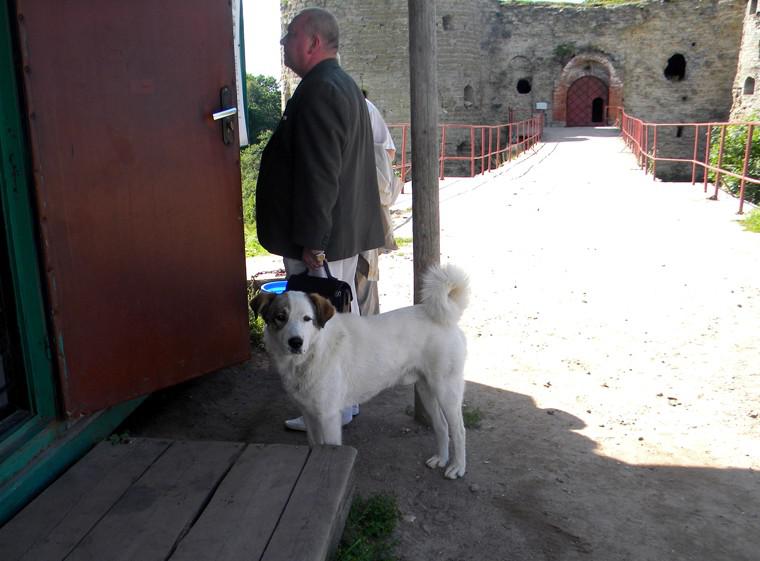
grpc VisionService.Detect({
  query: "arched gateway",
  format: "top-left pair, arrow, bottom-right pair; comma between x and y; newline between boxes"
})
566,76 -> 608,126
553,53 -> 623,126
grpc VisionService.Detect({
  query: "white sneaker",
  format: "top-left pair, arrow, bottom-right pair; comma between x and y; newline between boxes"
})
284,405 -> 358,431
284,416 -> 308,431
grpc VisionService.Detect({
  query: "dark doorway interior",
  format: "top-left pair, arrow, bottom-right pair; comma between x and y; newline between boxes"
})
592,97 -> 604,123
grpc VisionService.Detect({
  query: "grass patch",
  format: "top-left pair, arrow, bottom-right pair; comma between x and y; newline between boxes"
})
740,209 -> 760,233
462,405 -> 483,429
394,237 -> 412,248
335,494 -> 400,561
244,223 -> 268,257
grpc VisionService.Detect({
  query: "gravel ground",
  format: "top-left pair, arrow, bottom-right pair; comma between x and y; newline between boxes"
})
125,127 -> 760,561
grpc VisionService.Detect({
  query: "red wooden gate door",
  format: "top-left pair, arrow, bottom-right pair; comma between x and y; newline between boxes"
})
566,76 -> 609,127
15,0 -> 250,416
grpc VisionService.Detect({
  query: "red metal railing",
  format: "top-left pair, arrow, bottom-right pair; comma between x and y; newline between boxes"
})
617,108 -> 759,214
388,113 -> 544,185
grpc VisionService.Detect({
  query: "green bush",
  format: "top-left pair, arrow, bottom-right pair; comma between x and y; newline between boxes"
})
709,119 -> 760,206
241,130 -> 272,256
246,281 -> 266,347
740,209 -> 760,233
240,73 -> 281,257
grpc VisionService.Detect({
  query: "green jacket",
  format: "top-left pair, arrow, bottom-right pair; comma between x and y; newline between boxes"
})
256,59 -> 384,261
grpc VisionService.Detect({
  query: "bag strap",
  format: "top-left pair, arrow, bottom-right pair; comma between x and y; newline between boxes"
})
322,261 -> 334,278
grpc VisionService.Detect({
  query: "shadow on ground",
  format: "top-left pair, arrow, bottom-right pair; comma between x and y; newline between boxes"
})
121,350 -> 758,561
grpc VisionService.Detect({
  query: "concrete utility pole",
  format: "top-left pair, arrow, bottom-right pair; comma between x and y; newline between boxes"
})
408,0 -> 439,424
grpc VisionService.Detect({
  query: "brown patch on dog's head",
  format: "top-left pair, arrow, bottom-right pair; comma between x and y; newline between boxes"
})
251,291 -> 295,331
308,293 -> 335,328
250,291 -> 277,321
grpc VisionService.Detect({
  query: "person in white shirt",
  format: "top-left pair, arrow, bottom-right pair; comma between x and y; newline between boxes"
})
357,93 -> 402,316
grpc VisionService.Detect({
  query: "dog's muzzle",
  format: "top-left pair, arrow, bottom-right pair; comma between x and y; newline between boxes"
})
288,336 -> 304,354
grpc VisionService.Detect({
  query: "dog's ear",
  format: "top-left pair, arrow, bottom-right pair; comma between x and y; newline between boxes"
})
250,291 -> 276,321
308,293 -> 335,328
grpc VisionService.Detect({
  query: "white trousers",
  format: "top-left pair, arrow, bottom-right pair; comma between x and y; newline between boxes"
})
283,254 -> 360,316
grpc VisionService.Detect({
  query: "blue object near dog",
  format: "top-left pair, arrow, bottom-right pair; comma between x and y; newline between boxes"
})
261,280 -> 287,294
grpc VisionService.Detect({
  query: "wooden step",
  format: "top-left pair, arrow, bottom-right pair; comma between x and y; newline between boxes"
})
0,438 -> 356,561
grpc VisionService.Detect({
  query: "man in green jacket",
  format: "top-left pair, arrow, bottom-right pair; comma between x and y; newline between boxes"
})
256,7 -> 384,428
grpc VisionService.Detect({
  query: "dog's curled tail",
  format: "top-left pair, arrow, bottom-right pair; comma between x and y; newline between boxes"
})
420,263 -> 470,325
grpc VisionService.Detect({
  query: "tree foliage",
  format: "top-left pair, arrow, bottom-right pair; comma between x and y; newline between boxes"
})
241,131 -> 272,256
246,74 -> 281,143
241,74 -> 281,256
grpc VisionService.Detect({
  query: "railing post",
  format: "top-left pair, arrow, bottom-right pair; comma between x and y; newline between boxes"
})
470,126 -> 475,177
644,123 -> 649,175
652,125 -> 658,180
712,125 -> 727,200
487,127 -> 493,172
480,127 -> 485,175
496,125 -> 501,168
691,125 -> 699,185
738,123 -> 753,214
439,125 -> 446,180
702,125 -> 711,193
508,123 -> 512,161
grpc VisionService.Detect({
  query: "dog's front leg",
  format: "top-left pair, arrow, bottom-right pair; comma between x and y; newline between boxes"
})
303,411 -> 342,446
302,412 -> 322,447
319,411 -> 342,446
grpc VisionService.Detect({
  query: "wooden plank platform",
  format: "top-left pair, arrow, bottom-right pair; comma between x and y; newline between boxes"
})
0,438 -> 356,561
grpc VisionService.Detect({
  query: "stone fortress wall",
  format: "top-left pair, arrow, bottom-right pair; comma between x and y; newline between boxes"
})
731,1 -> 760,119
280,0 -> 748,180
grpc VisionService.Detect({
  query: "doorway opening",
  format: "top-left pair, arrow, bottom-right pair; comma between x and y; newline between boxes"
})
591,97 -> 604,123
566,76 -> 609,126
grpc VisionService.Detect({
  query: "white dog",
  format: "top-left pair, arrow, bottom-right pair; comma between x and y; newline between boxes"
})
251,264 -> 469,479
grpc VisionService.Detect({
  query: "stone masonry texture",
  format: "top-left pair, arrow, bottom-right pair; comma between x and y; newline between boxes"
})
278,0 -> 748,180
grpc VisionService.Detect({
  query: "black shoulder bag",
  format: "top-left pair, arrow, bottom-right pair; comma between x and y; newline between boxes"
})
285,262 -> 353,313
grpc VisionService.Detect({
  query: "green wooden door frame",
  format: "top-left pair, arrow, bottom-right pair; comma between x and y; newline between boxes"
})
0,0 -> 57,423
0,3 -> 146,526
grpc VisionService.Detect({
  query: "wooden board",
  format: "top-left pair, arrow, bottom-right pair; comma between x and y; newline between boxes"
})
0,439 -> 356,561
1,438 -> 170,561
66,440 -> 243,561
261,445 -> 357,561
170,444 -> 309,561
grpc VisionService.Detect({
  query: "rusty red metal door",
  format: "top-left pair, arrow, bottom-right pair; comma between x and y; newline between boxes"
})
15,0 -> 249,416
566,76 -> 609,127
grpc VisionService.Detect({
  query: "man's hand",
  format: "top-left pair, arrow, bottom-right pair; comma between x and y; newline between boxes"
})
302,248 -> 325,270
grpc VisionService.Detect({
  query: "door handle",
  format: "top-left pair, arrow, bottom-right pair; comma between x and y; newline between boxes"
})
214,86 -> 236,145
212,107 -> 237,120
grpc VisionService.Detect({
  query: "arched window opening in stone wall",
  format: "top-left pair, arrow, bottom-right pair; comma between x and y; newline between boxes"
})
751,0 -> 758,15
744,77 -> 755,95
442,14 -> 453,30
517,79 -> 532,94
464,84 -> 474,107
664,54 -> 686,81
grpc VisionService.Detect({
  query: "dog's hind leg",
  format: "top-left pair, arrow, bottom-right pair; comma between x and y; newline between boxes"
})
417,379 -> 451,470
436,376 -> 467,479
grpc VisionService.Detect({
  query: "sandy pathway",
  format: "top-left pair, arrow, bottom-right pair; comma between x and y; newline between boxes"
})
138,127 -> 760,561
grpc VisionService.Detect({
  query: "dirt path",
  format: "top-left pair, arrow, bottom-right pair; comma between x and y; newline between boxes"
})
125,127 -> 759,561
